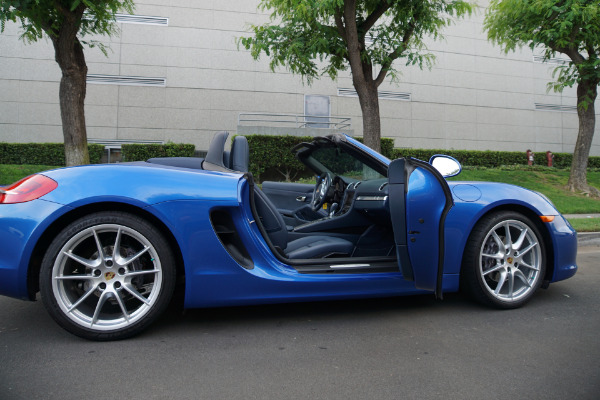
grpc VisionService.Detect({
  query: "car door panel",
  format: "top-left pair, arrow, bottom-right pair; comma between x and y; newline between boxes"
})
388,158 -> 454,297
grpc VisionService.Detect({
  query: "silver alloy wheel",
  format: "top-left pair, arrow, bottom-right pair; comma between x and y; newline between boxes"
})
51,223 -> 163,331
478,219 -> 542,302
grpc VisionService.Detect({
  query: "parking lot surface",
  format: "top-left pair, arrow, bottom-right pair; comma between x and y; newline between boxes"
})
1,247 -> 599,400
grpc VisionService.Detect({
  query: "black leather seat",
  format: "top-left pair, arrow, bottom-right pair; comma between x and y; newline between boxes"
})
152,131 -> 352,259
253,188 -> 354,259
284,236 -> 354,259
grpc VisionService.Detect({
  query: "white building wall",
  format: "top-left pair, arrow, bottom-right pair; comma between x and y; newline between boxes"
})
0,0 -> 598,155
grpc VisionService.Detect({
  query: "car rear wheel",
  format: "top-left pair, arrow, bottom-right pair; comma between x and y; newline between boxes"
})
461,211 -> 546,309
40,212 -> 175,340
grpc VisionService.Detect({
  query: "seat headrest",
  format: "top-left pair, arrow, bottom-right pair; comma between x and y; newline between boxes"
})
204,131 -> 229,168
230,136 -> 249,172
203,131 -> 249,173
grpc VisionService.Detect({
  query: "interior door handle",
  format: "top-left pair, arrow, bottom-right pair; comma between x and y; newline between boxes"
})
296,196 -> 307,202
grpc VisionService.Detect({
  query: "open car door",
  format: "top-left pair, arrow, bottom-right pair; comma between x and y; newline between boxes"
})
388,158 -> 454,298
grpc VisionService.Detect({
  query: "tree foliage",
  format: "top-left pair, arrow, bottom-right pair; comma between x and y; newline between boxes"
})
1,0 -> 132,49
1,0 -> 134,166
240,0 -> 472,152
485,0 -> 600,195
242,0 -> 470,84
485,0 -> 600,105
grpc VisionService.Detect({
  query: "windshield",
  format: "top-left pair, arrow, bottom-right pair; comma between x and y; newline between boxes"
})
309,145 -> 386,181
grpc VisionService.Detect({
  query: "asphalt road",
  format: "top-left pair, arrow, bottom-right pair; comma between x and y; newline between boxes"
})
1,247 -> 599,400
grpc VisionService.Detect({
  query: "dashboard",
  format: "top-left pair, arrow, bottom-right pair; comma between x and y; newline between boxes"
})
293,177 -> 391,233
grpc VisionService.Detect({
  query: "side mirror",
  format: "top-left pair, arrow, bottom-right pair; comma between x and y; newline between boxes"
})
429,155 -> 461,178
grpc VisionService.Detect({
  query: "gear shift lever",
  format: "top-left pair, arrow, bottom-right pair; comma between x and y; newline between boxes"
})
329,203 -> 339,218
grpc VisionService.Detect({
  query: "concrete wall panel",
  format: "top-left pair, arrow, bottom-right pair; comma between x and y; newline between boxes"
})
16,124 -> 63,143
87,126 -> 118,140
165,108 -> 211,131
0,0 -> 598,155
119,86 -> 167,108
86,85 -> 120,107
0,102 -> 19,124
19,103 -> 61,125
85,105 -> 119,127
118,106 -> 166,129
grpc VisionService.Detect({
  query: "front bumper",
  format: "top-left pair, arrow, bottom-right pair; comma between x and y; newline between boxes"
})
547,214 -> 578,283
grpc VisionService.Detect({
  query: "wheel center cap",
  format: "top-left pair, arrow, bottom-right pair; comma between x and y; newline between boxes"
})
105,271 -> 116,281
507,257 -> 514,264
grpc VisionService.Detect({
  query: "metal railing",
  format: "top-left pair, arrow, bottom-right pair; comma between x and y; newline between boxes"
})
88,138 -> 165,163
238,113 -> 352,130
88,138 -> 165,149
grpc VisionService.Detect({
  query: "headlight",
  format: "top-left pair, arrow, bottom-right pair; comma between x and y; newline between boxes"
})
534,191 -> 556,209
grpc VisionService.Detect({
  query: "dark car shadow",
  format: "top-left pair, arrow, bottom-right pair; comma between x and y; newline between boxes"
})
149,291 -> 476,337
148,282 -> 576,339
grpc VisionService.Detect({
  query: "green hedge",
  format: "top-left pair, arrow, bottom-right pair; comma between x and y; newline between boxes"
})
3,139 -> 598,173
121,143 -> 195,161
391,148 -> 600,169
245,135 -> 308,181
378,137 -> 395,159
551,152 -> 600,169
0,143 -> 104,165
244,134 -> 394,181
244,134 -> 599,180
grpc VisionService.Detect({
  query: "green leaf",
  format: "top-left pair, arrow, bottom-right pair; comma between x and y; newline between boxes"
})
241,0 -> 473,83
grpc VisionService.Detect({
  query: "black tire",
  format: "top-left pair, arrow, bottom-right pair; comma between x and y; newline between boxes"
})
40,211 -> 176,340
461,211 -> 546,309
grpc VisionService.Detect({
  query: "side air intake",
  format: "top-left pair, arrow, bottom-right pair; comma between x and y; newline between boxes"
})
210,210 -> 254,270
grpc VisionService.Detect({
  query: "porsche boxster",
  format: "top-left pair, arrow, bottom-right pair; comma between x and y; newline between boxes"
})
0,132 -> 578,340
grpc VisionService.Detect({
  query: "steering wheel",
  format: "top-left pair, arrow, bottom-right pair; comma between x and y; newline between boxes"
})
311,172 -> 332,212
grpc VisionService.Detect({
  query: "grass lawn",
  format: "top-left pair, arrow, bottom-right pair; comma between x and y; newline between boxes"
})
567,218 -> 600,232
0,164 -> 60,186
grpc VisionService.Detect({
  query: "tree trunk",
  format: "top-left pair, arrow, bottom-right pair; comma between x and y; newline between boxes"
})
51,18 -> 90,166
342,1 -> 382,153
355,80 -> 382,153
567,81 -> 599,196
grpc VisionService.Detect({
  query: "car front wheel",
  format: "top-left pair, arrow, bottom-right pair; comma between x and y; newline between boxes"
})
461,211 -> 546,309
40,212 -> 176,340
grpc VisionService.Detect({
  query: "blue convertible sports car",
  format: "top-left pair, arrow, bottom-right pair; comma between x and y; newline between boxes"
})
0,132 -> 578,340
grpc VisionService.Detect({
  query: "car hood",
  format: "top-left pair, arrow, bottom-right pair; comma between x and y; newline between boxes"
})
447,180 -> 559,216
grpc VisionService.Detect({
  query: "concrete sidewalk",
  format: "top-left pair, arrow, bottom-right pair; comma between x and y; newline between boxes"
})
564,213 -> 600,219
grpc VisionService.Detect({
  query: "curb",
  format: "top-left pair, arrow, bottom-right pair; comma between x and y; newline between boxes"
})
564,214 -> 600,219
578,232 -> 600,247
